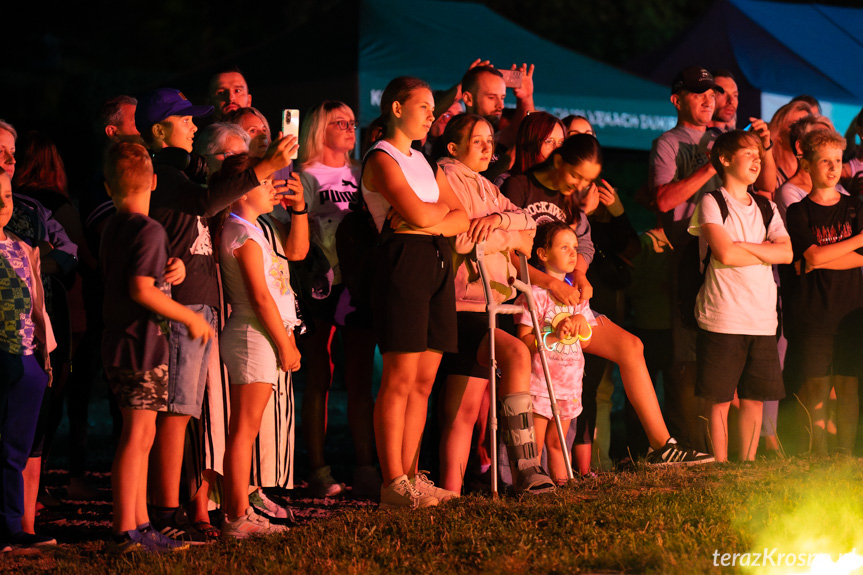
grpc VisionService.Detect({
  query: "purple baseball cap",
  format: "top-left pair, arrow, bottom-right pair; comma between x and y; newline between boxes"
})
135,88 -> 214,134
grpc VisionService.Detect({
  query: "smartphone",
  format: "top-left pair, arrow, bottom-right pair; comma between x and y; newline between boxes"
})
281,109 -> 300,160
499,69 -> 523,89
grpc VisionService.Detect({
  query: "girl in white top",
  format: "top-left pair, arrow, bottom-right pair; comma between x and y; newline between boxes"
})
216,154 -> 308,537
361,76 -> 469,509
295,101 -> 379,498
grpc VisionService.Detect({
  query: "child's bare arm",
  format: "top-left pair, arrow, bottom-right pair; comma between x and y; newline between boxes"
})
129,276 -> 213,342
807,251 -> 863,271
803,232 -> 863,267
163,257 -> 186,285
235,239 -> 302,372
702,223 -> 763,266
734,235 -> 793,264
517,324 -> 536,351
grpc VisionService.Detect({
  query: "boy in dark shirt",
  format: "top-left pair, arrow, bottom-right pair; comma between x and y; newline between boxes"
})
135,88 -> 294,541
785,130 -> 863,455
101,143 -> 212,553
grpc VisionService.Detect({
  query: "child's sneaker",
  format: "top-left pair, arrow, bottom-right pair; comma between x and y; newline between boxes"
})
411,472 -> 459,503
150,506 -> 209,545
105,531 -> 143,555
308,466 -> 345,498
646,438 -> 715,466
8,532 -> 57,549
136,524 -> 190,553
221,507 -> 288,539
379,475 -> 438,510
250,488 -> 294,522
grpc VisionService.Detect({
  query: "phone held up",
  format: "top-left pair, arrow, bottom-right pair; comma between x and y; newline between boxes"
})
498,69 -> 522,89
281,109 -> 300,160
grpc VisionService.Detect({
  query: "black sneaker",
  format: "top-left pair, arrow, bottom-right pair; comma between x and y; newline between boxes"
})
646,438 -> 715,466
8,532 -> 57,549
150,506 -> 209,545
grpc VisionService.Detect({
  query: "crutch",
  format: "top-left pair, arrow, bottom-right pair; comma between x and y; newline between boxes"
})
475,243 -> 573,498
511,252 -> 573,482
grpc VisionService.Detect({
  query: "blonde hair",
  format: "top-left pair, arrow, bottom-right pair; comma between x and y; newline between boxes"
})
104,142 -> 153,195
768,101 -> 812,152
297,101 -> 356,168
800,130 -> 846,162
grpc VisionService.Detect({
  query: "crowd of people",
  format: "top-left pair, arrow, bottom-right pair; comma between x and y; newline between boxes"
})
1,59 -> 862,553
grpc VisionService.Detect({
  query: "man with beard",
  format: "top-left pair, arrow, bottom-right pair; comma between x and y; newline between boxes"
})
460,64 -> 534,180
710,70 -> 776,195
710,70 -> 738,131
208,70 -> 252,121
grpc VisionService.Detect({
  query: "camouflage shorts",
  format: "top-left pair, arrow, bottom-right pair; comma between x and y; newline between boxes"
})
107,364 -> 169,411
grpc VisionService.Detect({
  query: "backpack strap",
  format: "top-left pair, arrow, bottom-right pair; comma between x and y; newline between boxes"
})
750,192 -> 774,230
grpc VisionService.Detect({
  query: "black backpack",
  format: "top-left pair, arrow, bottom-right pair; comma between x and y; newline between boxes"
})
676,189 -> 774,330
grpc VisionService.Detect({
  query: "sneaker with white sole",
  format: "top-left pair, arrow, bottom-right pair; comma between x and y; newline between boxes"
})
411,472 -> 459,503
221,507 -> 288,539
150,506 -> 209,545
250,489 -> 294,522
136,524 -> 190,553
379,475 -> 438,510
646,438 -> 715,466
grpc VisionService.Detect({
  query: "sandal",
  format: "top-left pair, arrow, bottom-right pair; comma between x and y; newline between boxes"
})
192,520 -> 221,541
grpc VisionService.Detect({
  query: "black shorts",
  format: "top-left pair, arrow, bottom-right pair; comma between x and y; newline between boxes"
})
371,234 -> 457,354
789,331 -> 863,380
695,330 -> 784,403
441,312 -> 518,378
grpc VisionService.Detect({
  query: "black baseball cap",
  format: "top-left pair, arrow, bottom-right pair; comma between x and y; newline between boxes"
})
671,66 -> 723,95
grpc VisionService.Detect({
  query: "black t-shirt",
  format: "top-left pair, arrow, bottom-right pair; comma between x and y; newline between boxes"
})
785,194 -> 863,335
100,212 -> 170,372
501,172 -> 569,224
148,149 -> 254,307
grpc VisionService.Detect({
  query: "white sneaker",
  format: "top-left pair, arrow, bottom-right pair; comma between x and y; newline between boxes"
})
379,475 -> 438,510
221,507 -> 288,539
411,472 -> 459,503
249,489 -> 294,521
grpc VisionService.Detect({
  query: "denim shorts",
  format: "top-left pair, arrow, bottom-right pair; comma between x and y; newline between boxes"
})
167,305 -> 216,417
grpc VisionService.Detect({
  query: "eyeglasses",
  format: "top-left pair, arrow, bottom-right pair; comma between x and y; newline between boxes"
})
329,120 -> 358,131
210,150 -> 238,161
543,138 -> 565,148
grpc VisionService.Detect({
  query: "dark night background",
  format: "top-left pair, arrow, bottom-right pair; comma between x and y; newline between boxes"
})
3,0 -> 847,201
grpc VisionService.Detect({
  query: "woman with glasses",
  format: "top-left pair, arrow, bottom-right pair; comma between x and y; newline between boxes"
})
294,101 -> 381,499
494,111 -> 565,189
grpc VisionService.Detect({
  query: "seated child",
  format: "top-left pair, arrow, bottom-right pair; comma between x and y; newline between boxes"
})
689,130 -> 791,462
101,143 -> 213,553
517,221 -> 596,484
0,170 -> 57,550
785,129 -> 863,455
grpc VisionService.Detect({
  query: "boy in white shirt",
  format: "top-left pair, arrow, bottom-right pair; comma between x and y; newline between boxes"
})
689,130 -> 792,462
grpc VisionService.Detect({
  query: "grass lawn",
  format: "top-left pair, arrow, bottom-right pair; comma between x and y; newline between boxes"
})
4,457 -> 863,574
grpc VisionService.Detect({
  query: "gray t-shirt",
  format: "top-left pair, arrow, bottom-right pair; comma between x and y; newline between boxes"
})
649,125 -> 722,248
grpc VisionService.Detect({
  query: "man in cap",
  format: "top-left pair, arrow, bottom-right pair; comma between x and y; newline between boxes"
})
648,66 -> 724,452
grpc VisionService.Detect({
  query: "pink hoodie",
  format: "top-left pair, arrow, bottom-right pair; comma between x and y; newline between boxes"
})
438,157 -> 536,312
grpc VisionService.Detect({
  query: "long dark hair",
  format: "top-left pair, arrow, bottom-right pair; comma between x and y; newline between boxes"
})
435,114 -> 493,161
531,133 -> 603,223
12,131 -> 69,196
513,111 -> 564,174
